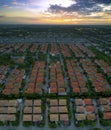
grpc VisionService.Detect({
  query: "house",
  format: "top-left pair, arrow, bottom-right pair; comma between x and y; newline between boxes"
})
86,114 -> 96,120
49,87 -> 57,94
76,106 -> 84,113
0,114 -> 5,121
75,99 -> 83,106
24,100 -> 33,107
58,106 -> 68,113
50,106 -> 58,113
59,99 -> 67,106
50,114 -> 59,122
50,82 -> 57,88
26,88 -> 34,94
103,112 -> 111,120
50,99 -> 58,106
73,87 -> 80,93
11,88 -> 19,94
23,114 -> 32,122
85,106 -> 95,113
108,97 -> 111,104
102,105 -> 111,112
84,99 -> 93,105
24,107 -> 32,114
58,88 -> 66,95
95,86 -> 103,92
59,114 -> 69,125
8,107 -> 17,114
34,100 -> 41,106
75,114 -> 86,121
33,107 -> 41,114
98,98 -> 108,105
33,114 -> 42,122
34,88 -> 42,94
0,107 -> 8,114
8,100 -> 18,107
81,87 -> 88,93
7,114 -> 16,121
0,100 -> 8,107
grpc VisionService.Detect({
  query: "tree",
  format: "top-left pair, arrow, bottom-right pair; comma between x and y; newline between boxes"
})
93,128 -> 102,130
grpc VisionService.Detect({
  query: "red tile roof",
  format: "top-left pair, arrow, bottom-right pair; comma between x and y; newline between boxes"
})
84,99 -> 93,105
85,106 -> 95,113
103,112 -> 111,120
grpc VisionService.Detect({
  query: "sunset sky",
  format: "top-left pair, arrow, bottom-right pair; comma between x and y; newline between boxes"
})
0,0 -> 111,24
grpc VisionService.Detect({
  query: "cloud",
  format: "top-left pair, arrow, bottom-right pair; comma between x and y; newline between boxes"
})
0,15 -> 37,20
0,15 -> 5,18
0,15 -> 6,19
12,1 -> 18,5
0,15 -> 39,24
13,16 -> 37,20
0,0 -> 111,24
73,0 -> 111,5
93,0 -> 111,5
48,0 -> 111,16
0,12 -> 38,21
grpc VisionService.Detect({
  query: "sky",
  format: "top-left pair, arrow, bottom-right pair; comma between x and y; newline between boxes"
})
0,0 -> 111,25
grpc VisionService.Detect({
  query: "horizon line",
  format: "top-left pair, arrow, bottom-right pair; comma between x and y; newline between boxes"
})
0,23 -> 111,26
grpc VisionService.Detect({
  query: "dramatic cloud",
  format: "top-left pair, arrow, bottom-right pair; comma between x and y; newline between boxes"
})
0,15 -> 5,18
93,0 -> 111,5
48,0 -> 111,16
48,4 -> 102,15
0,0 -> 111,24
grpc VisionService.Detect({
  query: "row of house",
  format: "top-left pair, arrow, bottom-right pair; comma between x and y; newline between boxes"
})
0,98 -> 111,126
0,43 -> 38,54
0,65 -> 10,84
2,68 -> 25,95
69,44 -> 84,58
49,61 -> 66,95
0,100 -> 18,122
26,61 -> 45,94
95,59 -> 111,77
23,99 -> 43,124
13,43 -> 23,51
0,43 -> 5,53
0,43 -> 13,53
15,57 -> 25,64
77,44 -> 95,57
80,59 -> 111,92
30,44 -> 39,53
66,60 -> 88,93
50,44 -> 59,56
97,97 -> 111,120
18,44 -> 30,53
60,44 -> 71,57
74,98 -> 96,122
48,99 -> 69,126
4,46 -> 13,54
40,44 -> 48,54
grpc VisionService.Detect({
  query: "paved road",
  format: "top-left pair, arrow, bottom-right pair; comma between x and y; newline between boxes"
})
42,45 -> 50,93
1,125 -> 111,130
